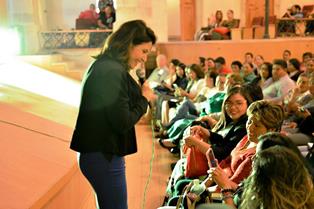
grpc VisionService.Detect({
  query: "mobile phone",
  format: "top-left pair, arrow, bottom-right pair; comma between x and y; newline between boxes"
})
206,149 -> 217,168
184,126 -> 191,137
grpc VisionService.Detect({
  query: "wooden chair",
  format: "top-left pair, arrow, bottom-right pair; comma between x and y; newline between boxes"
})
302,5 -> 314,18
242,16 -> 264,39
230,19 -> 242,40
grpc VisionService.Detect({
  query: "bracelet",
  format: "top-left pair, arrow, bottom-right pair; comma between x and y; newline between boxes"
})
221,193 -> 234,201
221,188 -> 235,194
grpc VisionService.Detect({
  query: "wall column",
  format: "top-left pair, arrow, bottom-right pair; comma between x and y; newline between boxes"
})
0,0 -> 8,26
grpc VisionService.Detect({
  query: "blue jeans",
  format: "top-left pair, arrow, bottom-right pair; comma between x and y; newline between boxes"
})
79,152 -> 127,209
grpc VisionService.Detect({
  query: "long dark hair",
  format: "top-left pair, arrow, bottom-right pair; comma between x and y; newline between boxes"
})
96,20 -> 156,69
212,86 -> 252,132
240,146 -> 314,209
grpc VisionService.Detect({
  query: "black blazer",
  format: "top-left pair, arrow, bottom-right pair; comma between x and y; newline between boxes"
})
70,56 -> 148,158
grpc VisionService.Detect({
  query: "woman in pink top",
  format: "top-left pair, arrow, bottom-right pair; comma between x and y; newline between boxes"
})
207,100 -> 284,190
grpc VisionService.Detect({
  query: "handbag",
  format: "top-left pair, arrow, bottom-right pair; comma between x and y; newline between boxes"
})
185,146 -> 209,178
176,182 -> 212,209
213,27 -> 230,35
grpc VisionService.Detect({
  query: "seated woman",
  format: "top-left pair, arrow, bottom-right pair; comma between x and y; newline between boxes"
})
166,100 -> 284,206
251,62 -> 273,89
162,72 -> 223,130
287,58 -> 302,82
164,86 -> 252,199
158,64 -> 205,128
97,4 -> 116,29
198,10 -> 224,40
201,101 -> 284,190
213,133 -> 314,208
78,3 -> 99,27
195,133 -> 313,209
159,73 -> 244,149
211,10 -> 239,40
239,146 -> 314,209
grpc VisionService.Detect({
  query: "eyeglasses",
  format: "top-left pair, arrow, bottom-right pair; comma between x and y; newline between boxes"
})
225,100 -> 247,109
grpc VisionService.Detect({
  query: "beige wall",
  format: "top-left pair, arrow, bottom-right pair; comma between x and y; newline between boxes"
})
115,0 -> 168,42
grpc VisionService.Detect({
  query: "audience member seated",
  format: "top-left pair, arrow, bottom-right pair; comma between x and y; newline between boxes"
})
243,52 -> 257,74
167,101 -> 284,207
305,58 -> 314,76
282,49 -> 291,65
241,63 -> 257,83
211,10 -> 240,40
283,4 -> 304,18
159,74 -> 243,151
159,64 -> 205,127
284,73 -> 311,112
194,133 -> 313,209
197,10 -> 224,41
76,3 -> 98,29
239,145 -> 314,208
251,62 -> 273,89
98,4 -> 116,29
305,9 -> 314,35
214,57 -> 232,75
287,58 -> 302,81
282,75 -> 314,135
164,86 -> 253,201
253,55 -> 264,74
278,4 -> 304,34
230,61 -> 242,75
98,0 -> 114,11
263,59 -> 295,104
196,100 -> 283,191
300,52 -> 313,72
153,58 -> 180,95
161,72 -> 215,130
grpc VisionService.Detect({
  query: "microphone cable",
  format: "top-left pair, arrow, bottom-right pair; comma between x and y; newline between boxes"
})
141,118 -> 157,209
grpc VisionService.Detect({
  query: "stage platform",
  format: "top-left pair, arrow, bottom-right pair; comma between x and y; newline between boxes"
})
0,58 -> 176,209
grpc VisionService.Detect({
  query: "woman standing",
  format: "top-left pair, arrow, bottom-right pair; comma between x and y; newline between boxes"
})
70,20 -> 156,209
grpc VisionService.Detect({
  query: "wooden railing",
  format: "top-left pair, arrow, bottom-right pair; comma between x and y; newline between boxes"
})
276,18 -> 314,37
39,29 -> 112,49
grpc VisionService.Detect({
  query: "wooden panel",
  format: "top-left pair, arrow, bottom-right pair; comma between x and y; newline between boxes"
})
245,0 -> 274,27
231,28 -> 242,40
180,0 -> 196,41
254,25 -> 276,39
242,28 -> 254,39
